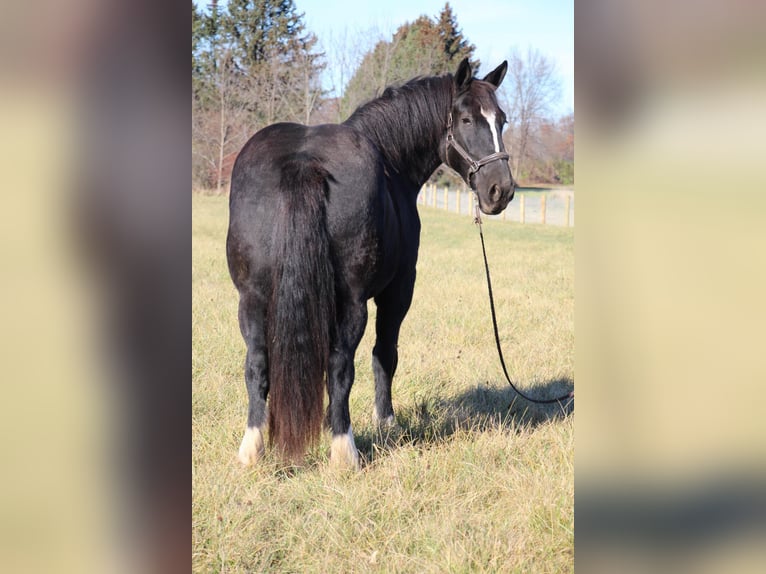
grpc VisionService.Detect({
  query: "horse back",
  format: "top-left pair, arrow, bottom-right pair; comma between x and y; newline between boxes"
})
227,122 -> 409,300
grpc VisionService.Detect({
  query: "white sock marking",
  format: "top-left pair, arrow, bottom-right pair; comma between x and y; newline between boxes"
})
238,425 -> 265,466
481,106 -> 500,153
330,425 -> 360,470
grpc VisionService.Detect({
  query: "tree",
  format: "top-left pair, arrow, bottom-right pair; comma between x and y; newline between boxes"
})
501,47 -> 562,181
192,0 -> 219,103
223,0 -> 324,126
552,112 -> 574,184
192,2 -> 203,73
320,27 -> 371,122
193,48 -> 253,192
191,0 -> 324,190
225,0 -> 311,65
341,3 -> 476,120
518,113 -> 574,184
436,3 -> 475,67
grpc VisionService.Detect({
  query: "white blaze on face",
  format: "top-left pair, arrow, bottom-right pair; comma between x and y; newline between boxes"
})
480,106 -> 500,153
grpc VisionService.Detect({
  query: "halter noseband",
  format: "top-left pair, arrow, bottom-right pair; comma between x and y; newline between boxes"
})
444,112 -> 510,186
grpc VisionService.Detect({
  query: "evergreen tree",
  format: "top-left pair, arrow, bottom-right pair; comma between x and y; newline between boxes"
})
223,0 -> 316,69
192,0 -> 325,189
341,4 -> 476,120
436,3 -> 476,70
192,1 -> 224,105
221,0 -> 323,125
192,2 -> 203,72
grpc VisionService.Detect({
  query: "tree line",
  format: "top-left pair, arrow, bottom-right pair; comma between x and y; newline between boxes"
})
192,1 -> 573,191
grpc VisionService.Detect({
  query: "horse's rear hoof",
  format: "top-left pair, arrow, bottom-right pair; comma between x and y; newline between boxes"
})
238,426 -> 265,466
329,426 -> 360,471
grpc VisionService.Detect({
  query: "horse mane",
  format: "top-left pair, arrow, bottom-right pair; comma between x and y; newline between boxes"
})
344,74 -> 454,185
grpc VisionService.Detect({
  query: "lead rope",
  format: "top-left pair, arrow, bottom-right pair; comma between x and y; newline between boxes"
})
473,197 -> 574,407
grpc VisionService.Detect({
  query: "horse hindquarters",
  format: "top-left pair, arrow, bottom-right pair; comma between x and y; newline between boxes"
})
229,157 -> 336,464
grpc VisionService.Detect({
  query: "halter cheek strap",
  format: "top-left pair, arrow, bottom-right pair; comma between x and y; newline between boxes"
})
444,113 -> 510,184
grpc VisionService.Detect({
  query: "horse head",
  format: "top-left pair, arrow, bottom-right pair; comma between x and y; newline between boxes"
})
444,58 -> 516,215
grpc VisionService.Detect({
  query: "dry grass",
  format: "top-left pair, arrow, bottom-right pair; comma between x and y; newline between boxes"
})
192,194 -> 573,573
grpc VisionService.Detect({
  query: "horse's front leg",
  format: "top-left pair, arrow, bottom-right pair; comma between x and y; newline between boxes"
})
372,271 -> 416,427
327,298 -> 368,470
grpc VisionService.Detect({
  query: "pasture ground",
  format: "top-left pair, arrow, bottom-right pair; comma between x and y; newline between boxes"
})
192,194 -> 574,573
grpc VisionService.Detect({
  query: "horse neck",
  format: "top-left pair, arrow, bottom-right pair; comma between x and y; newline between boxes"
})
344,75 -> 453,189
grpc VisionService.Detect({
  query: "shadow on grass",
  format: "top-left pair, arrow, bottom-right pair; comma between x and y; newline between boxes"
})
354,377 -> 574,465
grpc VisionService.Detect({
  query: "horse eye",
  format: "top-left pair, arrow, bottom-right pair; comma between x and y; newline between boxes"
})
461,117 -> 472,125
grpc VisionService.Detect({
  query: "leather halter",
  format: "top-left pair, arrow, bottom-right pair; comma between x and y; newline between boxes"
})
444,112 -> 510,186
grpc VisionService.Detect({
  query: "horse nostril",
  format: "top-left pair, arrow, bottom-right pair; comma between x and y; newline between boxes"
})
490,184 -> 501,200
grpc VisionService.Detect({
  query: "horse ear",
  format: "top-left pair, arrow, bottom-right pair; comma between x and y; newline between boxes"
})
455,58 -> 473,89
482,61 -> 508,89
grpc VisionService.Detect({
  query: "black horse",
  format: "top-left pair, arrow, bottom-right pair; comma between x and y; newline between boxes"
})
227,58 -> 515,469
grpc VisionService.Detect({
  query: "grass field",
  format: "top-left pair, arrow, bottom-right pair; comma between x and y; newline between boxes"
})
192,193 -> 574,573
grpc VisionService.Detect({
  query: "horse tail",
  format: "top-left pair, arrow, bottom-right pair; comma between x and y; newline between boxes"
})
267,156 -> 335,462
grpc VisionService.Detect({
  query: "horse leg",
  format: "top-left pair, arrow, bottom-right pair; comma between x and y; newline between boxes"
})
372,272 -> 416,427
327,298 -> 368,470
236,292 -> 269,466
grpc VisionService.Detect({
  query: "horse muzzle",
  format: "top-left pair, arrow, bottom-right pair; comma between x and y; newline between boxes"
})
477,174 -> 515,215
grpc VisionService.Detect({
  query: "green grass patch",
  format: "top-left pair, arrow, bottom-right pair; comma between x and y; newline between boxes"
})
192,194 -> 573,573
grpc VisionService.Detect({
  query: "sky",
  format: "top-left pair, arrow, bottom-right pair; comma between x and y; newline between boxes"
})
296,0 -> 573,117
195,0 -> 574,116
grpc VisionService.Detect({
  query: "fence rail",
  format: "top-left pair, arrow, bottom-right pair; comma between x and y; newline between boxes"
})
417,184 -> 574,227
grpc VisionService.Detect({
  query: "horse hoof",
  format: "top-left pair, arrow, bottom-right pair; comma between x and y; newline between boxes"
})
330,426 -> 360,471
372,406 -> 396,428
376,415 -> 396,428
238,426 -> 265,466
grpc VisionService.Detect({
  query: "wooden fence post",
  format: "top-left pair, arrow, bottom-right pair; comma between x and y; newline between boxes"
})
565,195 -> 571,227
456,188 -> 461,214
541,194 -> 547,225
432,185 -> 437,208
520,194 -> 525,224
